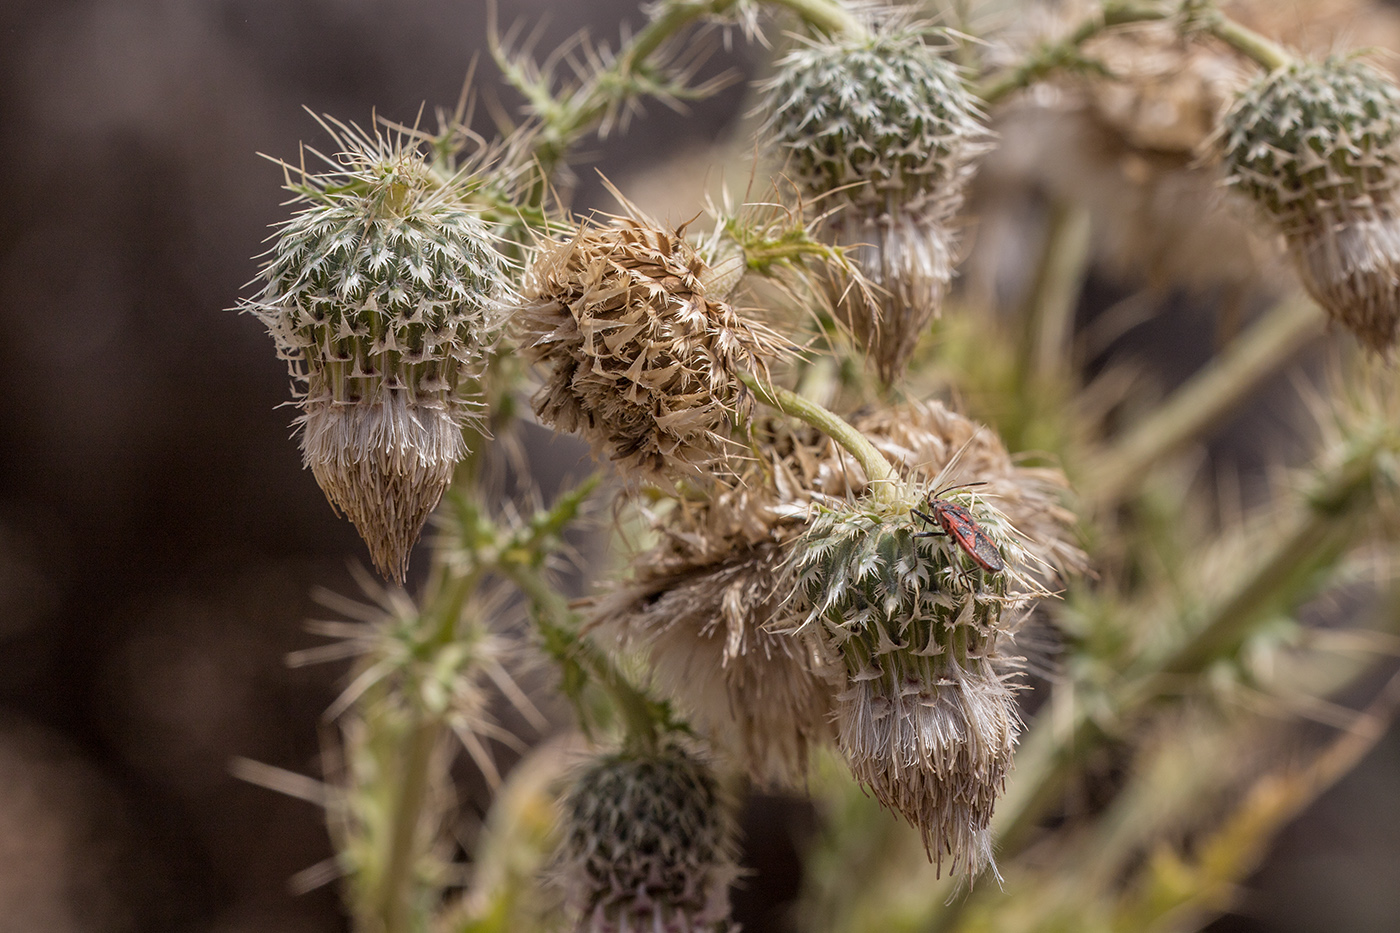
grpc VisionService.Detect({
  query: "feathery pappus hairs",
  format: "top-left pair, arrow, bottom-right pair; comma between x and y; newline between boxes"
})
1221,56 -> 1400,353
552,741 -> 740,933
245,118 -> 507,581
513,206 -> 789,483
761,15 -> 991,381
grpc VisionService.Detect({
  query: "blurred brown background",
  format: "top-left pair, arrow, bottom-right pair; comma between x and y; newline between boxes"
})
0,1 -> 1396,931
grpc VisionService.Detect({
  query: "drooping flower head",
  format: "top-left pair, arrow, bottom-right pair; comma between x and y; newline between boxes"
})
595,399 -> 1083,800
246,121 -> 506,580
553,742 -> 740,933
762,19 -> 991,379
794,483 -> 1039,880
1221,57 -> 1400,352
514,212 -> 787,482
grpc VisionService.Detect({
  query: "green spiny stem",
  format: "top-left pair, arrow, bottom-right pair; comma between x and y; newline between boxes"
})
738,370 -> 901,501
521,0 -> 863,178
369,571 -> 485,933
996,435 -> 1378,856
1082,296 -> 1325,505
977,1 -> 1173,104
375,718 -> 441,933
503,560 -> 666,751
1185,0 -> 1295,71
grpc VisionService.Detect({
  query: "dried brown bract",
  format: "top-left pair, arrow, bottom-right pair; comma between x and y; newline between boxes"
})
515,216 -> 788,482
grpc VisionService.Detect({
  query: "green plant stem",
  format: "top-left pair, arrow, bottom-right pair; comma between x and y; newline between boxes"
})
1187,1 -> 1295,71
999,438 -> 1377,852
527,0 -> 860,176
376,719 -> 441,933
738,370 -> 901,500
977,1 -> 1173,104
503,560 -> 664,751
1017,200 -> 1092,387
1082,296 -> 1325,505
766,0 -> 866,37
367,558 -> 485,933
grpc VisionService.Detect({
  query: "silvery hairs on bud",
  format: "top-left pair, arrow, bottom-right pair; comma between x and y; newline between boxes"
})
761,15 -> 991,381
794,487 -> 1038,881
244,121 -> 506,581
553,742 -> 740,933
513,211 -> 788,484
1221,57 -> 1400,353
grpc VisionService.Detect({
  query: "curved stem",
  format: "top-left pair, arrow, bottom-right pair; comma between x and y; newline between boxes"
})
1082,296 -> 1324,505
766,0 -> 866,38
1187,1 -> 1295,71
738,370 -> 901,501
977,1 -> 1173,104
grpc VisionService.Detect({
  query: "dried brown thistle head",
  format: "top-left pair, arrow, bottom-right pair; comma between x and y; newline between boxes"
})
514,215 -> 788,482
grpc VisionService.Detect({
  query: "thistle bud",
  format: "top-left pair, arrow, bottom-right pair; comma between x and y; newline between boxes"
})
1221,58 -> 1400,352
795,490 -> 1032,879
554,743 -> 739,933
246,130 -> 504,581
514,215 -> 786,482
762,24 -> 990,380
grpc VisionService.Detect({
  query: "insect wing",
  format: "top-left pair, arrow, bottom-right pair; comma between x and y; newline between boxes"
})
963,526 -> 1005,573
936,500 -> 1005,573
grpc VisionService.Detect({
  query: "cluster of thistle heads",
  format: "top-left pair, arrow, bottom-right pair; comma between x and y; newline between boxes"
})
243,3 -> 1400,927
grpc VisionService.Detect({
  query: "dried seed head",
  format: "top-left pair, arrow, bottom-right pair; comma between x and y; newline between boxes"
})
762,24 -> 990,379
592,540 -> 836,787
515,216 -> 787,482
1221,57 -> 1400,352
598,401 -> 1082,788
246,125 -> 505,580
554,743 -> 739,933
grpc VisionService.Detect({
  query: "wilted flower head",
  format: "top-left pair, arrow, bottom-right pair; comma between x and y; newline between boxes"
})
515,213 -> 787,482
245,123 -> 505,580
596,399 -> 1083,793
554,742 -> 739,933
592,538 -> 835,787
1221,57 -> 1400,352
762,22 -> 990,379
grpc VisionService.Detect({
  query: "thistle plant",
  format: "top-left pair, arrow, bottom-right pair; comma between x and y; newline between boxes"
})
235,2 -> 1400,931
513,210 -> 788,482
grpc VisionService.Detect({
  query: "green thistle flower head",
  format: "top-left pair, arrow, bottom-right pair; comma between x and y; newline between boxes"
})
761,23 -> 989,380
763,25 -> 986,214
793,486 -> 1042,879
245,122 -> 506,581
554,743 -> 739,933
1221,57 -> 1400,352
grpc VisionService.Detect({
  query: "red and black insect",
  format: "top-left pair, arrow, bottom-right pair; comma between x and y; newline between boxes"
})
911,484 -> 1005,574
